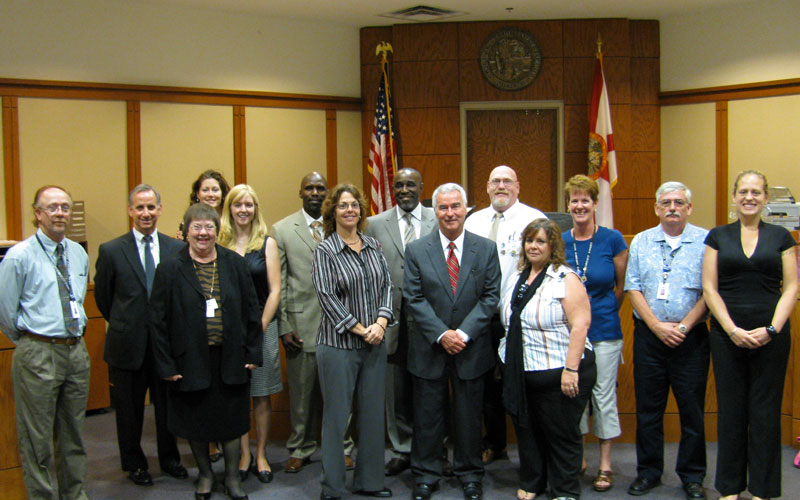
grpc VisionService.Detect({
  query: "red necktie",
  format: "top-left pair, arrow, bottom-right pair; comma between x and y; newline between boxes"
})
447,242 -> 459,295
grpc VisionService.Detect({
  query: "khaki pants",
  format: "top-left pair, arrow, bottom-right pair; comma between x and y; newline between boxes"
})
12,335 -> 91,500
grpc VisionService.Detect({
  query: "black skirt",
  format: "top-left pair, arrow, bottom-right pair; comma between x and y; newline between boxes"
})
167,346 -> 250,442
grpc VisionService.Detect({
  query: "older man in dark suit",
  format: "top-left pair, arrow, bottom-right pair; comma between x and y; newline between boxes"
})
366,168 -> 437,476
404,183 -> 501,500
95,184 -> 187,486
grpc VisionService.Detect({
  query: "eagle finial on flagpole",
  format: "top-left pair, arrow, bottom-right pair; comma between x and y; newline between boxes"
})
376,42 -> 393,62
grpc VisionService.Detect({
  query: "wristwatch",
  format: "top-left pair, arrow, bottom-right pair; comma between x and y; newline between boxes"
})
766,325 -> 778,337
678,323 -> 688,334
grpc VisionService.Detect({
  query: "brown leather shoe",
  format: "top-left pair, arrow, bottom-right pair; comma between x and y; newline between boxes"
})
344,455 -> 355,471
481,448 -> 508,465
285,457 -> 309,473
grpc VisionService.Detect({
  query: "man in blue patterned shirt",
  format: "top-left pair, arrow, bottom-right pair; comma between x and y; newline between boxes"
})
624,181 -> 710,500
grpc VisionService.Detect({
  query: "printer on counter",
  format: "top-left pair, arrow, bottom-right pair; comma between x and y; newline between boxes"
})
762,186 -> 800,230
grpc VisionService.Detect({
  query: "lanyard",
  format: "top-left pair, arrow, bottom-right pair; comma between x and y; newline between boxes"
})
660,241 -> 681,283
35,234 -> 75,300
192,259 -> 217,299
572,226 -> 596,283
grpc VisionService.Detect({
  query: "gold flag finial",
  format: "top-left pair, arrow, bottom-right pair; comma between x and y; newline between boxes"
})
376,42 -> 393,62
596,34 -> 603,57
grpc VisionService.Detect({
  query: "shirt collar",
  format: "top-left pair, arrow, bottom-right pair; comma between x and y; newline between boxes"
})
132,227 -> 158,243
36,228 -> 61,252
439,229 -> 465,252
397,203 -> 422,222
302,209 -> 322,226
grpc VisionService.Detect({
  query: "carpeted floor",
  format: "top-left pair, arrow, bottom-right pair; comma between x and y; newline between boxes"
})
84,407 -> 800,500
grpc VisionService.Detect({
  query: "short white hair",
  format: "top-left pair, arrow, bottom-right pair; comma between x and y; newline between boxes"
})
432,183 -> 468,207
656,181 -> 692,203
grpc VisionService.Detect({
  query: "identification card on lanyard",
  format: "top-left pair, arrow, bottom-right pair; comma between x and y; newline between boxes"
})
658,242 -> 681,300
206,298 -> 218,318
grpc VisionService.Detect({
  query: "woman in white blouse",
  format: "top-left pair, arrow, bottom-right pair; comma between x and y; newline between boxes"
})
499,218 -> 596,500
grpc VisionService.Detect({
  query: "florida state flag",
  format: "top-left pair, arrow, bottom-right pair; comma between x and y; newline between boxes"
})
587,49 -> 617,228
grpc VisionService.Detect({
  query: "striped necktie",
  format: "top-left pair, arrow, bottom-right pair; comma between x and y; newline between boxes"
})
403,212 -> 416,246
311,221 -> 323,242
447,242 -> 459,295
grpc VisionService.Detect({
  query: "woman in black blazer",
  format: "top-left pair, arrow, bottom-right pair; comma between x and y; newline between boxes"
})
151,203 -> 262,500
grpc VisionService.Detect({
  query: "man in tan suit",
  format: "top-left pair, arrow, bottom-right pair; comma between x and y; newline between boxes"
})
272,172 -> 353,472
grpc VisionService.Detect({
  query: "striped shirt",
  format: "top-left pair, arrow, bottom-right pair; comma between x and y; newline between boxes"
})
499,264 -> 592,371
312,232 -> 394,349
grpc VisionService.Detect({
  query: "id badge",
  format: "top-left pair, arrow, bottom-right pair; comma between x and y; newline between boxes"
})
69,300 -> 81,319
206,298 -> 218,318
657,282 -> 669,300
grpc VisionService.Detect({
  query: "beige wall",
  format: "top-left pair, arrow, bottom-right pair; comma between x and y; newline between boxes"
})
140,102 -> 235,236
661,0 -> 800,91
729,94 -> 800,216
0,97 -> 6,241
660,102 -> 716,230
0,0 -> 360,97
244,107 -> 327,228
17,98 -> 128,274
336,110 -> 364,188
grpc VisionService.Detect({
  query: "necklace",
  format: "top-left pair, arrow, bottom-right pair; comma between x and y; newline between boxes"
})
571,225 -> 596,283
342,236 -> 361,246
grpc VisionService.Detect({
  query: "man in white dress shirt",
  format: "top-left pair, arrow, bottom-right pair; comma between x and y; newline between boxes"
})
463,165 -> 546,465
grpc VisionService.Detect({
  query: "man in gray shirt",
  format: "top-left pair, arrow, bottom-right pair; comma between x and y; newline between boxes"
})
0,185 -> 90,500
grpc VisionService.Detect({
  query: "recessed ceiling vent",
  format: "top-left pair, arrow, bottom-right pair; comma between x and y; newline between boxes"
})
379,5 -> 467,22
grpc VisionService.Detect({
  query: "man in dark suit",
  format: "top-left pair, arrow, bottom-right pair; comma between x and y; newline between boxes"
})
94,184 -> 187,486
404,183 -> 501,500
366,168 -> 437,476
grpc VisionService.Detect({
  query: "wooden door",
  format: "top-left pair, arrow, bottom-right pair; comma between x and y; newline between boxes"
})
465,108 -> 558,212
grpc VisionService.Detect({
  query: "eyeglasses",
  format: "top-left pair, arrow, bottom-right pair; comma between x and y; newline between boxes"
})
336,202 -> 360,211
189,223 -> 217,232
40,204 -> 71,215
657,199 -> 687,208
489,179 -> 515,187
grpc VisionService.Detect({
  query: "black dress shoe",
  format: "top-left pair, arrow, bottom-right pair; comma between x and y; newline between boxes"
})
683,482 -> 706,499
412,482 -> 438,500
462,481 -> 482,500
628,476 -> 661,496
385,457 -> 410,476
162,462 -> 188,479
256,469 -> 273,483
128,468 -> 153,486
354,488 -> 392,498
239,455 -> 255,482
320,493 -> 342,500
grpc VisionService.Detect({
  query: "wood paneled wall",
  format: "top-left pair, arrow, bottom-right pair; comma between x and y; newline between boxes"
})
360,19 -> 660,236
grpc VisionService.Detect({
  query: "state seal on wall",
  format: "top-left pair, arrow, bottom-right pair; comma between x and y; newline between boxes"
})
479,27 -> 542,91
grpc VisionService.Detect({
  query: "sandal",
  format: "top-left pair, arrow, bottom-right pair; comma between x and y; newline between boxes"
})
794,436 -> 800,469
516,489 -> 535,500
593,470 -> 614,492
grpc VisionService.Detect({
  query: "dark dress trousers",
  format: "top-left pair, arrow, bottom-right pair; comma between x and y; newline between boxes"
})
149,245 -> 262,440
403,230 -> 501,485
94,231 -> 185,472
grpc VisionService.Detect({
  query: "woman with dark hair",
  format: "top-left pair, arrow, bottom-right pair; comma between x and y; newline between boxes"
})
219,184 -> 282,484
150,203 -> 262,500
562,174 -> 628,492
702,170 -> 797,500
177,170 -> 232,241
499,218 -> 596,500
312,184 -> 394,500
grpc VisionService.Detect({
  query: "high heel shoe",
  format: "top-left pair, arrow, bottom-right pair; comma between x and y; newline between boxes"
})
195,477 -> 217,500
239,454 -> 255,482
224,480 -> 249,500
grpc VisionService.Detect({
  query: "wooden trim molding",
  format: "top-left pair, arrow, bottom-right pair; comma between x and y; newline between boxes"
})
715,101 -> 728,226
2,96 -> 22,240
660,78 -> 800,106
233,106 -> 246,185
0,78 -> 362,111
325,109 -> 338,186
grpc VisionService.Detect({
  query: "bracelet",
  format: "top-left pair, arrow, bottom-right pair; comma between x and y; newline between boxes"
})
563,366 -> 578,373
375,323 -> 385,331
729,327 -> 739,337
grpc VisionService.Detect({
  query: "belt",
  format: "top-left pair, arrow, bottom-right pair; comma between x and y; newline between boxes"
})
24,331 -> 81,345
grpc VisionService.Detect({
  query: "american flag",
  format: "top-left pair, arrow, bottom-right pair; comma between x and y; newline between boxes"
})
368,58 -> 398,214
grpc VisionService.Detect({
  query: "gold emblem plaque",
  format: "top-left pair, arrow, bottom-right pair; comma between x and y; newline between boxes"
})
479,27 -> 542,91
